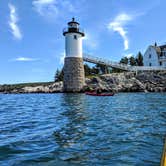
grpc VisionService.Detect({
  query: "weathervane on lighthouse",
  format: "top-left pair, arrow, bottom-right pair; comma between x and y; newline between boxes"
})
63,18 -> 85,92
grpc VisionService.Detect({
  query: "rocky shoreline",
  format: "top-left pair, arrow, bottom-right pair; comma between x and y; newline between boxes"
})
0,71 -> 166,94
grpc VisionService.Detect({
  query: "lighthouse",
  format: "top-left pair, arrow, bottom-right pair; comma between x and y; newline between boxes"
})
63,18 -> 85,92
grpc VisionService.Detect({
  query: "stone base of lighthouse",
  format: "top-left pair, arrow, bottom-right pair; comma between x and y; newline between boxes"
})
63,57 -> 85,92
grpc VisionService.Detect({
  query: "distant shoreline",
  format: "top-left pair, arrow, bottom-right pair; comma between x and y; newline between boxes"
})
0,71 -> 166,94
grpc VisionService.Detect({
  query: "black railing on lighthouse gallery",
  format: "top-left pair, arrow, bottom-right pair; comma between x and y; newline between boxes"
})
63,27 -> 85,36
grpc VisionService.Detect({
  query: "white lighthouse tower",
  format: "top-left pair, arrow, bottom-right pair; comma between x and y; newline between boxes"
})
63,18 -> 85,92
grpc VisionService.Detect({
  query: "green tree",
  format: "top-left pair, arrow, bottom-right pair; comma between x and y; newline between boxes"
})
129,56 -> 137,66
54,68 -> 64,82
111,68 -> 123,73
54,69 -> 60,82
120,57 -> 128,65
84,64 -> 92,76
96,64 -> 109,74
91,66 -> 99,75
136,52 -> 143,66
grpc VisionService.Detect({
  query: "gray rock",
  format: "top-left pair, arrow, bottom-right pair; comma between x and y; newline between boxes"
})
85,71 -> 166,92
0,71 -> 166,93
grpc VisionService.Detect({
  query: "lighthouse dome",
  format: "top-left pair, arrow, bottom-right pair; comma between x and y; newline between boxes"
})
63,18 -> 84,37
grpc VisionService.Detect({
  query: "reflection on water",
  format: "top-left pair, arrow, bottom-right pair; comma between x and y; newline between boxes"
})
54,94 -> 88,162
0,93 -> 165,166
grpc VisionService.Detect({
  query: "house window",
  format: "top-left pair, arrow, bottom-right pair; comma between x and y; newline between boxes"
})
149,63 -> 152,66
160,62 -> 162,66
74,35 -> 77,40
149,54 -> 151,58
164,52 -> 166,57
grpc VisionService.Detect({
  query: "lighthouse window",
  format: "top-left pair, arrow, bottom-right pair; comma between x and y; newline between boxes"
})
74,35 -> 77,40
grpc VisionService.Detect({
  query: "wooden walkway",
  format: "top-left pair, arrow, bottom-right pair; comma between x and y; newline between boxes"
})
83,54 -> 166,71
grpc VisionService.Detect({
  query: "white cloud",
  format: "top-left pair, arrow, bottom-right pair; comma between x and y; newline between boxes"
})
124,53 -> 133,58
32,0 -> 75,18
13,57 -> 37,62
61,0 -> 74,12
83,33 -> 98,50
32,0 -> 58,17
108,13 -> 133,50
8,3 -> 22,40
60,52 -> 65,64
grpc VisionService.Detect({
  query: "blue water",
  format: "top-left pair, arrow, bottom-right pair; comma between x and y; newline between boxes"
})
0,93 -> 165,166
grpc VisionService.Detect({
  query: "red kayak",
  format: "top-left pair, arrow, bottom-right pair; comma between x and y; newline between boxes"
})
85,92 -> 114,96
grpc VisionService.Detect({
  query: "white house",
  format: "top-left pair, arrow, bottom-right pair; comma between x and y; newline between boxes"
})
144,43 -> 166,67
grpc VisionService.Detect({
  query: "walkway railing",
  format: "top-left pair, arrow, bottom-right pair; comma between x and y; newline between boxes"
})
129,66 -> 166,71
83,54 -> 166,71
83,54 -> 129,70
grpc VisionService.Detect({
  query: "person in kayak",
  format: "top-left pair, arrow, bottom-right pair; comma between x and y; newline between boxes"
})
96,88 -> 102,94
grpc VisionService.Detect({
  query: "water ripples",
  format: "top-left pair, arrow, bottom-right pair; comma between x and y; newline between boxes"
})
0,93 -> 165,165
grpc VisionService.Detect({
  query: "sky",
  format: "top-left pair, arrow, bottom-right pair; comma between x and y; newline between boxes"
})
0,0 -> 166,84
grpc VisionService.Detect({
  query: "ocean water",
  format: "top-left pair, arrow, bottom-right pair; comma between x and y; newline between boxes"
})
0,93 -> 165,166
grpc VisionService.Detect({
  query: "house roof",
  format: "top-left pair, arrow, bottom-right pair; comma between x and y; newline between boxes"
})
151,45 -> 161,56
151,44 -> 166,56
159,44 -> 166,51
